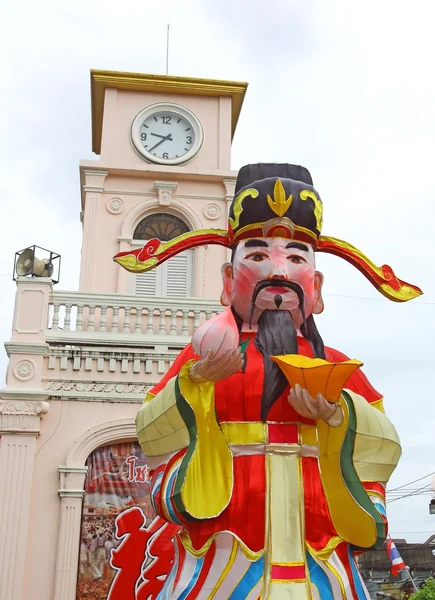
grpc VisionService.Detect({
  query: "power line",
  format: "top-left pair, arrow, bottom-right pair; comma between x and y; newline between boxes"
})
388,486 -> 432,494
388,471 -> 435,493
324,292 -> 435,305
387,484 -> 433,504
388,490 -> 431,497
385,471 -> 435,505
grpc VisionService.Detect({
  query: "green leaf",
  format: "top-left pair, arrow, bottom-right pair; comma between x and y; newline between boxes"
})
239,339 -> 251,354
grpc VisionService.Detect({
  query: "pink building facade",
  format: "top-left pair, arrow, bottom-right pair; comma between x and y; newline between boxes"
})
0,70 -> 247,600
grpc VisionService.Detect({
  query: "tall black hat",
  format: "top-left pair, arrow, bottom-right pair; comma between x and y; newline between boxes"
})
229,163 -> 322,246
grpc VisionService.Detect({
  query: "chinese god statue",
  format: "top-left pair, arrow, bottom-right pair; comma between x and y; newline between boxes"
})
114,163 -> 422,600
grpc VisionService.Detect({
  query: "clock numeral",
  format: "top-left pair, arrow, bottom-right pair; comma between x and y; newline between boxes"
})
163,152 -> 169,159
141,132 -> 147,141
186,136 -> 192,144
161,116 -> 171,124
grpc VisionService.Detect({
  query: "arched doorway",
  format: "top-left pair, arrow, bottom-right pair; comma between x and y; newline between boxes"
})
132,213 -> 193,297
75,440 -> 155,599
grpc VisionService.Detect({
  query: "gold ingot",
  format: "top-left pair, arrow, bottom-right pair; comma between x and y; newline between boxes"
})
271,354 -> 363,401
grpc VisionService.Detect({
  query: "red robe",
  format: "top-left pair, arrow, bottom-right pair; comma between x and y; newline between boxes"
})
149,333 -> 382,555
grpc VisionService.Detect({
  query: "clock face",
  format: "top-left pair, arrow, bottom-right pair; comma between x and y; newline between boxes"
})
131,103 -> 203,165
141,110 -> 195,161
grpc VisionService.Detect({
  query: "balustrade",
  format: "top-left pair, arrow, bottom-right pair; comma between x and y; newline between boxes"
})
47,291 -> 223,340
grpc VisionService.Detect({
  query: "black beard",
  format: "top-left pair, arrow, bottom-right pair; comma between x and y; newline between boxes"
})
255,310 -> 298,421
245,279 -> 326,421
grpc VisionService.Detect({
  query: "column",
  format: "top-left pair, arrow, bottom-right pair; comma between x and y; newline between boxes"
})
0,276 -> 51,600
53,466 -> 88,600
0,398 -> 49,600
79,169 -> 108,292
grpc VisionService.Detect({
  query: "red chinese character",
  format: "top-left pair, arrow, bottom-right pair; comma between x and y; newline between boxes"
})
137,518 -> 180,600
108,507 -> 179,600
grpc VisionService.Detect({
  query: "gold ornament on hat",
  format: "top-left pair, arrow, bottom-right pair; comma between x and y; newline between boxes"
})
300,189 -> 323,231
266,179 -> 293,217
229,188 -> 259,230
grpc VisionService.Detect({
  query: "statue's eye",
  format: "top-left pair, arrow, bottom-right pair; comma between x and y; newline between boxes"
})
287,255 -> 307,264
245,252 -> 268,262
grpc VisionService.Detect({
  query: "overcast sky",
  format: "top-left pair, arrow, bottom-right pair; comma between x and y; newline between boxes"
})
1,0 -> 435,543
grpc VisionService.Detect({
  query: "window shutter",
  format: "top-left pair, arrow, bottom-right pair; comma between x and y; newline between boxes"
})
135,268 -> 157,296
164,253 -> 192,297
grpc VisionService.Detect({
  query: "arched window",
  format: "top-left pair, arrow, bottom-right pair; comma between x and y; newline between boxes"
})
132,213 -> 194,298
133,213 -> 189,241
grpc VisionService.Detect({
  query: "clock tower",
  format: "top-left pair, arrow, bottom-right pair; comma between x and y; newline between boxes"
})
79,70 -> 248,299
0,69 -> 249,600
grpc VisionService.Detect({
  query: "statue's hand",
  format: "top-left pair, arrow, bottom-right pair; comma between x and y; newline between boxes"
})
189,348 -> 244,383
288,383 -> 343,426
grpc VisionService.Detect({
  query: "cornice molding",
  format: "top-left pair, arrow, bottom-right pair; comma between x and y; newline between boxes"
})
59,466 -> 88,475
47,347 -> 177,359
5,342 -> 49,357
0,388 -> 50,402
15,276 -> 53,286
83,185 -> 104,193
79,160 -> 237,182
105,188 -> 226,201
58,489 -> 86,498
46,329 -> 191,348
83,169 -> 109,177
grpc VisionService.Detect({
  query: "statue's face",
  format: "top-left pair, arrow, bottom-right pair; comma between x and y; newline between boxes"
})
221,237 -> 324,326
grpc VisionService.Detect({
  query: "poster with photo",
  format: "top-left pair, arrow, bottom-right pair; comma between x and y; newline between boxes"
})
76,442 -> 178,600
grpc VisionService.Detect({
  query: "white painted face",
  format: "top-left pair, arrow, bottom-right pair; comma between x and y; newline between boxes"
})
221,238 -> 324,326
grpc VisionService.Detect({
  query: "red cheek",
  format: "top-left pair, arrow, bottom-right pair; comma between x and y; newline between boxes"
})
296,270 -> 313,286
235,280 -> 251,294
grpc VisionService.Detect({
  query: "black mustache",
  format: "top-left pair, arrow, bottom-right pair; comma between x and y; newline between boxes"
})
249,279 -> 306,328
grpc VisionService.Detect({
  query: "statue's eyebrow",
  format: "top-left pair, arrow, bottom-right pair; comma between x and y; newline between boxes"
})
286,242 -> 310,252
244,239 -> 269,248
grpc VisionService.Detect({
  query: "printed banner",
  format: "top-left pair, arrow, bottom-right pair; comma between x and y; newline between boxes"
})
76,442 -> 178,600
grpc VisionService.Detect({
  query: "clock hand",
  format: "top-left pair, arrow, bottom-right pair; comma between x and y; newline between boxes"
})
150,133 -> 170,139
148,134 -> 173,152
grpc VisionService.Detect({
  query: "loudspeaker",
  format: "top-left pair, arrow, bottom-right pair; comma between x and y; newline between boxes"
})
16,248 -> 54,278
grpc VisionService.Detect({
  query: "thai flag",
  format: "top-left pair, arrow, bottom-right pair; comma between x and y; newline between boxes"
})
386,539 -> 406,576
